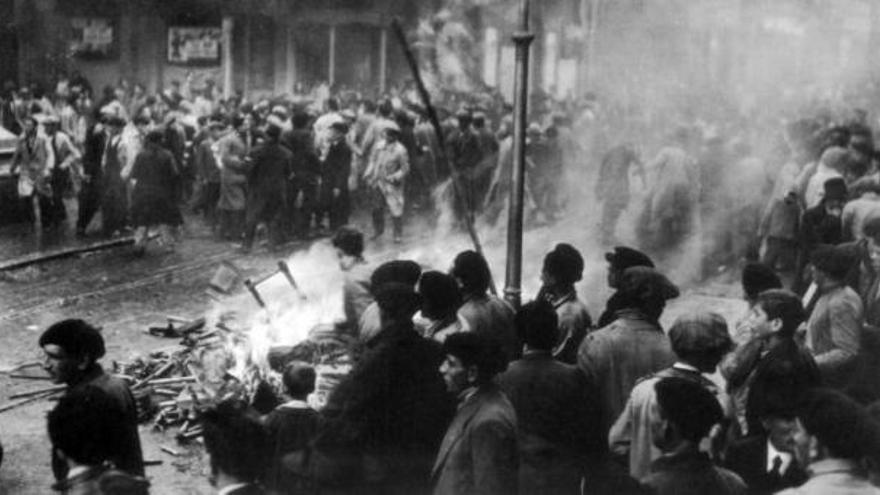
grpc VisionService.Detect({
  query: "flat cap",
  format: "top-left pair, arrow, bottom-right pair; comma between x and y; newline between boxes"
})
605,246 -> 655,271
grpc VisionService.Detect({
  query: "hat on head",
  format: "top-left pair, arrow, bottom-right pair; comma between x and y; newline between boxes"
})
382,120 -> 401,135
39,319 -> 105,361
605,246 -> 655,271
330,121 -> 349,134
374,282 -> 421,316
668,311 -> 732,357
655,377 -> 723,442
741,262 -> 782,301
106,116 -> 126,128
618,266 -> 680,302
823,177 -> 847,202
370,260 -> 422,292
810,244 -> 855,280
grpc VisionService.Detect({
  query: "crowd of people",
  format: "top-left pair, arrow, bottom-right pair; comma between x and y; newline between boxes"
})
1,74 -> 581,254
21,218 -> 880,494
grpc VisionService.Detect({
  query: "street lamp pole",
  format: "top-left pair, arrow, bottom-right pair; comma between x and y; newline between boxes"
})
504,0 -> 534,309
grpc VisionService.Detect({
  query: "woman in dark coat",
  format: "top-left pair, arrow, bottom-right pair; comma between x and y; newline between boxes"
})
130,129 -> 182,254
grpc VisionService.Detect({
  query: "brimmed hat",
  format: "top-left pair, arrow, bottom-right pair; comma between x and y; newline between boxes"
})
605,246 -> 655,271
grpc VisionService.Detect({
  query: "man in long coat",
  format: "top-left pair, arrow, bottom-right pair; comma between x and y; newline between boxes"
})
241,124 -> 292,252
365,121 -> 409,243
216,114 -> 250,240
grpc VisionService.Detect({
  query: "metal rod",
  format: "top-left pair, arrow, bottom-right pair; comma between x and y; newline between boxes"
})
244,279 -> 267,309
390,17 -> 497,296
504,0 -> 535,309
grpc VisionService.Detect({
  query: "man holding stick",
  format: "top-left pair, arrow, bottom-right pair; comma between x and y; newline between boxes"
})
38,319 -> 144,481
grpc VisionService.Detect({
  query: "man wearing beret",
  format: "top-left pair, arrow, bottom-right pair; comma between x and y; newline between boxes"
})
578,266 -> 679,434
39,319 -> 144,481
596,246 -> 656,328
610,311 -> 733,480
805,245 -> 865,392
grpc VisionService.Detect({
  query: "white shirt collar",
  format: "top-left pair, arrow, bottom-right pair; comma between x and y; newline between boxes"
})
218,483 -> 249,495
66,465 -> 90,480
672,362 -> 700,373
767,439 -> 793,474
279,399 -> 312,410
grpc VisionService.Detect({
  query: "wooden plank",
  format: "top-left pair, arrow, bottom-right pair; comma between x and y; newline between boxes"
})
0,236 -> 136,271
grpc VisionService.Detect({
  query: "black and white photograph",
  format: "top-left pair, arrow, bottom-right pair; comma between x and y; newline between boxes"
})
2,0 -> 880,493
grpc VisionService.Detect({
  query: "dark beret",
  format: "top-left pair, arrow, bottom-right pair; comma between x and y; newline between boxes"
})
605,246 -> 654,271
619,266 -> 679,302
742,262 -> 782,300
370,260 -> 422,292
374,282 -> 421,316
810,244 -> 855,280
39,319 -> 105,360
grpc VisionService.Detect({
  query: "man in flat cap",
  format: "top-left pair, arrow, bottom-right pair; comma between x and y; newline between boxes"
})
610,311 -> 733,480
578,266 -> 679,434
364,120 -> 410,243
39,319 -> 144,481
597,246 -> 656,328
805,245 -> 865,392
317,121 -> 353,231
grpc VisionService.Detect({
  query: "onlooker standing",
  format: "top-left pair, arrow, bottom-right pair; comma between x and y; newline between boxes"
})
44,115 -> 80,230
241,124 -> 292,252
433,332 -> 518,495
320,121 -> 353,230
609,311 -> 733,480
578,266 -> 678,433
806,245 -> 865,391
451,250 -> 518,363
416,271 -> 464,342
364,121 -> 409,243
217,114 -> 250,240
536,243 -> 592,364
48,387 -> 150,495
39,319 -> 144,480
100,116 -> 129,237
262,362 -> 320,495
776,389 -> 880,495
129,129 -> 182,254
596,247 -> 656,328
641,378 -> 747,495
10,115 -> 53,228
498,300 -> 603,494
202,402 -> 268,495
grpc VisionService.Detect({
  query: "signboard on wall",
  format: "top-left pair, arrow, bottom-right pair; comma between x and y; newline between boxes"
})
69,17 -> 116,59
167,26 -> 222,65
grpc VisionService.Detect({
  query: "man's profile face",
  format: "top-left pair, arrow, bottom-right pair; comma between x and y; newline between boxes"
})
42,344 -> 82,384
439,354 -> 469,394
762,416 -> 798,454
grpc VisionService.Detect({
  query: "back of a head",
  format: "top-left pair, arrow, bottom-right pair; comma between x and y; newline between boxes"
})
331,227 -> 364,258
798,388 -> 873,460
810,244 -> 854,281
741,262 -> 782,301
443,332 -> 506,383
48,386 -> 125,466
282,361 -> 316,398
202,401 -> 268,484
292,111 -> 310,129
755,289 -> 805,337
516,299 -> 558,351
451,250 -> 491,295
418,271 -> 463,320
655,377 -> 722,443
618,266 -> 680,307
667,311 -> 732,363
543,243 -> 585,287
39,319 -> 106,362
375,282 -> 421,320
370,260 -> 422,292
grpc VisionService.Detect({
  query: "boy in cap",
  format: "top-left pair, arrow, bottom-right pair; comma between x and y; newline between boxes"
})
537,243 -> 592,364
641,377 -> 746,495
610,311 -> 733,480
805,245 -> 865,391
